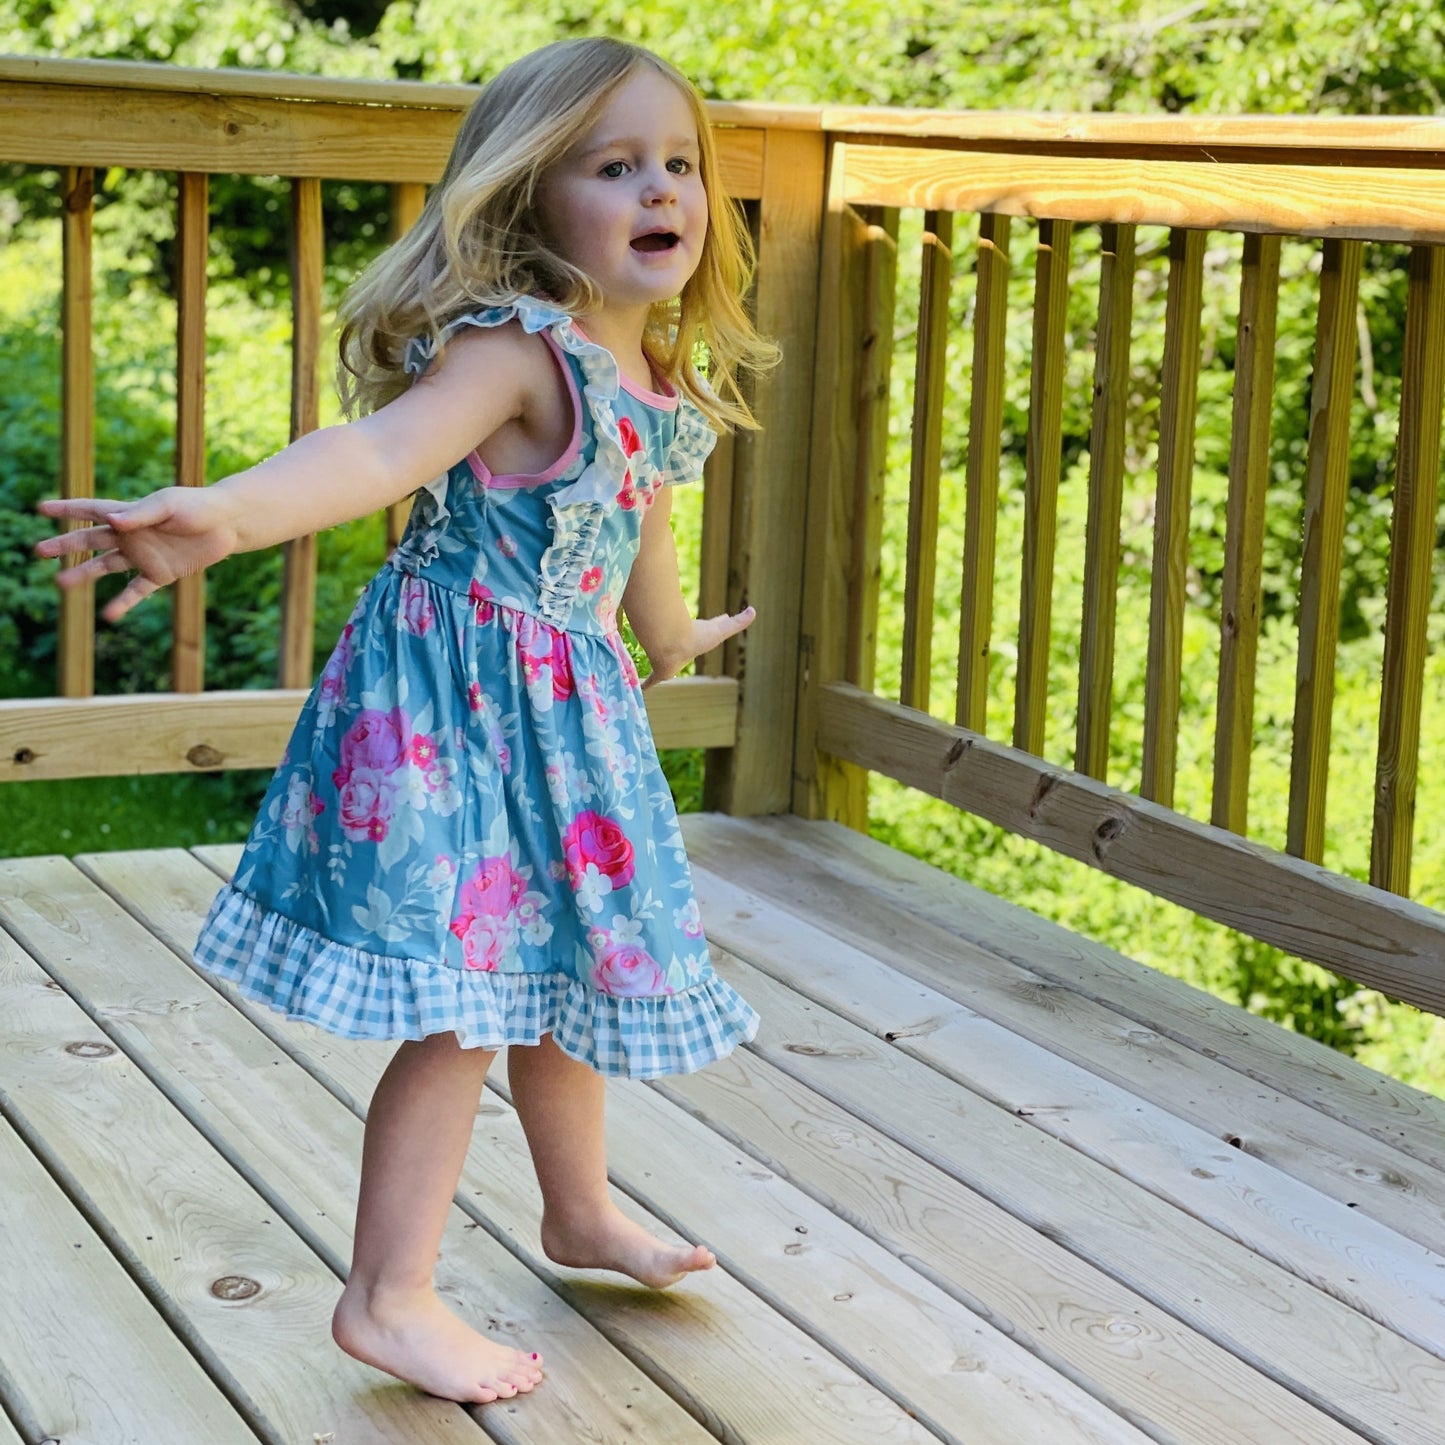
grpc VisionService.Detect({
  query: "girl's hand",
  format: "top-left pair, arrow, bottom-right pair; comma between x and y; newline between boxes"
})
34,488 -> 242,623
641,605 -> 756,691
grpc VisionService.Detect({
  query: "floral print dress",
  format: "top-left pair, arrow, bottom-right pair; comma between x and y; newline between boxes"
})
193,297 -> 759,1077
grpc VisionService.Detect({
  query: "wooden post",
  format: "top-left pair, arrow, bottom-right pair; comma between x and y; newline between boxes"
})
704,127 -> 825,817
385,180 -> 427,554
278,177 -> 323,690
1213,231 -> 1282,835
59,165 -> 95,700
172,171 -> 209,693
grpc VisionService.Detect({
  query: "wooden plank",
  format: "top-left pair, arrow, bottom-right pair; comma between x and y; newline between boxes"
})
1014,217 -> 1074,754
88,848 -> 945,1445
696,425 -> 735,677
0,75 -> 767,196
1141,227 -> 1205,807
1213,232 -> 1282,834
694,946 -> 1443,1443
840,146 -> 1445,244
0,926 -> 486,1443
900,210 -> 953,713
0,1116 -> 253,1445
0,676 -> 739,783
683,864 -> 1445,1365
0,854 -> 721,1445
172,170 -> 208,694
59,164 -> 94,700
655,1042 -> 1370,1445
791,146 -> 869,824
1372,243 -> 1445,895
278,176 -> 323,691
1288,239 -> 1362,861
492,1066 -> 1152,1445
716,812 -> 1445,1214
816,681 -> 1445,1019
385,180 -> 429,554
707,128 -> 824,816
955,212 -> 1011,731
1074,223 -> 1135,781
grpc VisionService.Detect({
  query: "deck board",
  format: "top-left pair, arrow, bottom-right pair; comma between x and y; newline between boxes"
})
0,816 -> 1439,1442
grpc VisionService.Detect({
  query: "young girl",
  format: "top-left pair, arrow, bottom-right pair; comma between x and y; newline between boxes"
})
36,37 -> 774,1407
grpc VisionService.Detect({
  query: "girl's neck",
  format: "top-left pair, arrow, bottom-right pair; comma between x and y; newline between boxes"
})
570,306 -> 651,386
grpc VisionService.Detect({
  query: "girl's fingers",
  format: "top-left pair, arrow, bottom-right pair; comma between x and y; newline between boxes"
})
35,523 -> 119,557
103,575 -> 160,623
54,548 -> 132,589
36,497 -> 128,523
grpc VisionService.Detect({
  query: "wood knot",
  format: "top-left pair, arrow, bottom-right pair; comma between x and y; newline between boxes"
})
943,738 -> 969,769
64,1041 -> 116,1059
784,1042 -> 830,1057
12,747 -> 35,765
187,743 -> 224,769
1092,814 -> 1126,860
211,1275 -> 261,1300
1029,772 -> 1061,817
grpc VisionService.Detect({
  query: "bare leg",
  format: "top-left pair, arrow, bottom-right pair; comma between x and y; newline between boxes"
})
332,1032 -> 545,1403
508,1033 -> 715,1287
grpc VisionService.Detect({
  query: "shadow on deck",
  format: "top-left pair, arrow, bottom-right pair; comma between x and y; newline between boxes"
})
2,815 -> 1442,1445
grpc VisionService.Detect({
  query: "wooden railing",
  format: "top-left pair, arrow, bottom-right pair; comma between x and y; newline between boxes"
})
796,109 -> 1445,1017
0,58 -> 825,815
5,62 -> 1445,1020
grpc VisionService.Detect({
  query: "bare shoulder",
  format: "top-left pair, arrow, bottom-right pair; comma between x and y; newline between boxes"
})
411,319 -> 551,419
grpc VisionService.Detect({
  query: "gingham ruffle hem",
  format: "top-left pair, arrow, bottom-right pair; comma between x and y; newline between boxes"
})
197,882 -> 760,1079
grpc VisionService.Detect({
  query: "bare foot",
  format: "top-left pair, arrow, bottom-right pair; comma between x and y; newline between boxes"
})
541,1203 -> 717,1288
332,1282 -> 544,1404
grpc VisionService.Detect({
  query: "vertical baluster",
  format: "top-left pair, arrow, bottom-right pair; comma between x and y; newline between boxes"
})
385,180 -> 427,554
59,165 -> 95,699
1213,231 -> 1283,834
1076,222 -> 1135,781
279,176 -> 323,690
1141,227 -> 1206,807
1372,244 -> 1445,894
1015,217 -> 1074,754
172,171 -> 209,693
1287,238 -> 1361,859
900,210 -> 953,714
956,212 -> 1011,731
843,206 -> 900,694
697,426 -> 735,678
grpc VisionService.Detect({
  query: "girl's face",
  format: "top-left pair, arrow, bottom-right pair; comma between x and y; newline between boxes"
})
540,67 -> 708,318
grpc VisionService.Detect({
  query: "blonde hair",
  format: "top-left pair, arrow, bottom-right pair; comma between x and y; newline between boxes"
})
338,38 -> 778,431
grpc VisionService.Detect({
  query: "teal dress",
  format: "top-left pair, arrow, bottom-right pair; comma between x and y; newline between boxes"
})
193,297 -> 760,1077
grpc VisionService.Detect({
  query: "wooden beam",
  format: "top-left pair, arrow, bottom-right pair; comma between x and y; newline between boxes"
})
1213,231 -> 1282,834
955,212 -> 1011,731
171,170 -> 208,693
900,210 -> 953,714
817,681 -> 1445,1017
0,678 -> 737,783
1141,228 -> 1205,807
1287,239 -> 1362,861
1075,223 -> 1135,781
840,146 -> 1445,244
1372,244 -> 1445,895
1014,217 -> 1074,755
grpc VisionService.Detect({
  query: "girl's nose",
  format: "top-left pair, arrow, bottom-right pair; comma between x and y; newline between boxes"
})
641,164 -> 679,203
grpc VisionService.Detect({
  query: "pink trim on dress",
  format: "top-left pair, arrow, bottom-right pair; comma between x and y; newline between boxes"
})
466,331 -> 583,489
571,322 -> 679,411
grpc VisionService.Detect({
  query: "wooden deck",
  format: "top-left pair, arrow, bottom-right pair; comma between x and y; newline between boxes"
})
1,815 -> 1444,1445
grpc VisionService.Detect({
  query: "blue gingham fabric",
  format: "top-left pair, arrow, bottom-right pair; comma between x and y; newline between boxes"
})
191,298 -> 756,1079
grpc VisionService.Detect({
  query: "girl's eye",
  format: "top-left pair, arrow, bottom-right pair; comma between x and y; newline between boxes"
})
667,158 -> 694,175
599,160 -> 629,178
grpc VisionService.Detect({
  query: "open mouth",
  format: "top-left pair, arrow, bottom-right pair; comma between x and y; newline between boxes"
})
631,232 -> 680,253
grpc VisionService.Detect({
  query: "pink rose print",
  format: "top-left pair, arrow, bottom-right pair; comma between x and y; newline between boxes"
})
617,417 -> 644,458
548,628 -> 575,701
469,579 -> 495,625
399,576 -> 434,637
334,707 -> 410,786
591,938 -> 668,997
562,810 -> 635,892
468,681 -> 483,712
608,633 -> 641,690
579,566 -> 603,595
449,856 -> 527,970
337,769 -> 398,842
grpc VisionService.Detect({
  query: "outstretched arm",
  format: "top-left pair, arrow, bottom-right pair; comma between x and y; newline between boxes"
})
621,483 -> 754,690
35,324 -> 540,621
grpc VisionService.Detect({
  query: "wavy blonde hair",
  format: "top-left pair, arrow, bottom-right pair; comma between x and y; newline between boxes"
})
338,38 -> 777,431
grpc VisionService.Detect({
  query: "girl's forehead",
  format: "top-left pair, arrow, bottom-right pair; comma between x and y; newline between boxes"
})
573,69 -> 700,151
